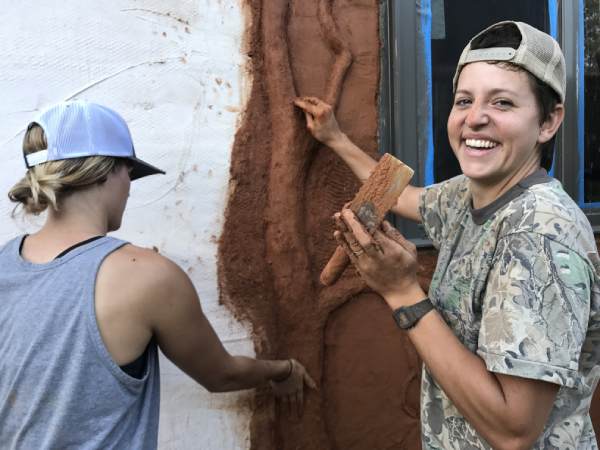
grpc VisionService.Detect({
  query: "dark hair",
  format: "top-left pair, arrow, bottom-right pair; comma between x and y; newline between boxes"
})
469,22 -> 561,170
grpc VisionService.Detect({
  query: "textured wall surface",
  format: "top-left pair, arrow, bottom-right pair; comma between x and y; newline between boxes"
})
0,1 -> 254,449
5,2 -> 597,449
218,1 -> 422,448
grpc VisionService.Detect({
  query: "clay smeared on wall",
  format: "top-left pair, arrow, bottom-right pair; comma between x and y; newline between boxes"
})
218,1 -> 423,448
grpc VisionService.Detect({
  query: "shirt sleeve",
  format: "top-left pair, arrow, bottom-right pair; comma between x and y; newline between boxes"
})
419,175 -> 469,249
477,231 -> 592,388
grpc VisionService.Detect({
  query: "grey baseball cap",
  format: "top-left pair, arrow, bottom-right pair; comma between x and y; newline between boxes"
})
453,21 -> 566,103
24,100 -> 165,180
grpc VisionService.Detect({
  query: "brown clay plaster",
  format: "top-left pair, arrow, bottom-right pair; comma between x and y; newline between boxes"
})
218,1 -> 422,448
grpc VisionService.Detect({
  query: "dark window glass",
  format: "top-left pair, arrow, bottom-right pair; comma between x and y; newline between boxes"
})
584,0 -> 600,204
430,0 -> 550,183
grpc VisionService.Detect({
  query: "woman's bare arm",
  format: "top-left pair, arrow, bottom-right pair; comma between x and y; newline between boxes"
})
294,96 -> 423,222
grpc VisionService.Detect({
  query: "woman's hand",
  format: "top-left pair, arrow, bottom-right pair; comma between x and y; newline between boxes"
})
294,96 -> 345,146
270,359 -> 317,418
334,209 -> 426,309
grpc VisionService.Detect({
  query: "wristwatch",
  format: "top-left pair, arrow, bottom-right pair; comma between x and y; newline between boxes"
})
392,297 -> 434,330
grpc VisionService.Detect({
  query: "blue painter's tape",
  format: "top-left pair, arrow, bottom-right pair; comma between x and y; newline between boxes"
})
548,0 -> 558,39
419,0 -> 435,187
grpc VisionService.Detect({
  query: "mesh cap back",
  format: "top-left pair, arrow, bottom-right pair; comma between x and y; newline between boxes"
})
453,21 -> 566,102
24,101 -> 165,180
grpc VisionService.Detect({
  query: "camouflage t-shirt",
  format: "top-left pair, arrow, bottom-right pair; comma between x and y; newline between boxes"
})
418,169 -> 600,450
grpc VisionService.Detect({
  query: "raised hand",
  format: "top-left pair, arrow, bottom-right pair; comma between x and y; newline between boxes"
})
294,96 -> 344,146
334,209 -> 426,309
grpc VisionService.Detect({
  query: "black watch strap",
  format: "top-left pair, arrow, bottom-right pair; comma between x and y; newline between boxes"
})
392,297 -> 434,330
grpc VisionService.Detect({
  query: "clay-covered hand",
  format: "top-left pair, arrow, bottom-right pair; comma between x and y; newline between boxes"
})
334,209 -> 425,309
270,359 -> 317,418
293,96 -> 344,146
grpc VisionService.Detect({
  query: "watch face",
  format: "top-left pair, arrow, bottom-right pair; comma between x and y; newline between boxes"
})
393,310 -> 414,329
393,298 -> 433,330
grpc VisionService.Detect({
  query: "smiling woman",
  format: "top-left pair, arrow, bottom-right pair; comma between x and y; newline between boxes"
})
448,62 -> 564,207
295,20 -> 600,450
446,21 -> 565,208
427,0 -> 551,185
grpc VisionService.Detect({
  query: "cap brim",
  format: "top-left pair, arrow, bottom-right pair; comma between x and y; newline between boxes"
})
128,157 -> 166,180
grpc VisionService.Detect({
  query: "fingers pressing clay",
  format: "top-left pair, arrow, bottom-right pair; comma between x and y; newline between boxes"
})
304,371 -> 318,390
293,98 -> 317,115
300,96 -> 323,106
293,97 -> 326,115
304,112 -> 314,128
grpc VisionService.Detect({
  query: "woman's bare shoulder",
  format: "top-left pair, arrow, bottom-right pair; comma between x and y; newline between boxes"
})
99,243 -> 194,301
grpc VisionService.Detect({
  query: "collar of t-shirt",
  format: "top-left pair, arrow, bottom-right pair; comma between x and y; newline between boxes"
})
470,169 -> 552,225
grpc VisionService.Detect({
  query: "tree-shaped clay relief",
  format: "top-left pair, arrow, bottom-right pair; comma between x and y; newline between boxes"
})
219,1 -> 422,448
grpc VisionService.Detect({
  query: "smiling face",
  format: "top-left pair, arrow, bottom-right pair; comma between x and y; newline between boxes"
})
448,62 -> 557,192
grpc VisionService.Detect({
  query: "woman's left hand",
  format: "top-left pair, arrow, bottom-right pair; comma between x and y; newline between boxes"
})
334,208 -> 426,309
270,359 -> 317,418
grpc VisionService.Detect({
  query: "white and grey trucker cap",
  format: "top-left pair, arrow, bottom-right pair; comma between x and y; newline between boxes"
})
453,21 -> 566,102
24,100 -> 165,180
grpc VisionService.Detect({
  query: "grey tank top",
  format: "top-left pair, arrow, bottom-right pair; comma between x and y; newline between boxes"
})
0,236 -> 160,450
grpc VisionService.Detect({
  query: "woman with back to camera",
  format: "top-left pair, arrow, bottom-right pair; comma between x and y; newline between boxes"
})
0,100 -> 315,449
296,21 -> 600,449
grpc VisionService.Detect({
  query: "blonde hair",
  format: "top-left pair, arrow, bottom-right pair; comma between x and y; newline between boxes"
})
8,124 -> 124,215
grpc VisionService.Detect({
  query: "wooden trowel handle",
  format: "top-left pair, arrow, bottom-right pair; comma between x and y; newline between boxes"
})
318,154 -> 414,286
319,246 -> 350,286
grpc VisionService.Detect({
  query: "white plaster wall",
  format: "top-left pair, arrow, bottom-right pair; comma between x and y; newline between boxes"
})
0,1 -> 254,448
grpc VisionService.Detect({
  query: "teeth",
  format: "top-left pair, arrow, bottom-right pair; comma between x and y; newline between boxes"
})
465,139 -> 497,149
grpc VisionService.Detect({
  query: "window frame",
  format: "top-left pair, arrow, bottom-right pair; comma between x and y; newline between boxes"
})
380,0 -> 600,243
558,0 -> 600,227
379,0 -> 431,245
